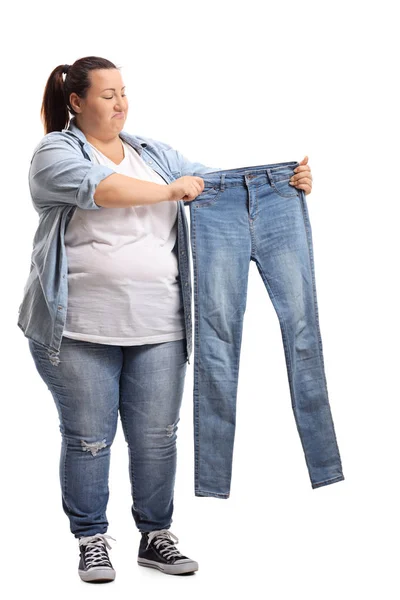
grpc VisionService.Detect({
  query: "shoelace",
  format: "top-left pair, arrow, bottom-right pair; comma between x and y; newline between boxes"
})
79,533 -> 116,569
146,529 -> 185,560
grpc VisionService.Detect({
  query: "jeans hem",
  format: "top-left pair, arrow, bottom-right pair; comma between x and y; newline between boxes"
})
138,526 -> 171,533
195,489 -> 230,499
312,474 -> 345,489
74,529 -> 108,539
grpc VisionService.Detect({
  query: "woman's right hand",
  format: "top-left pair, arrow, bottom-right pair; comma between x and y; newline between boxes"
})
167,176 -> 205,202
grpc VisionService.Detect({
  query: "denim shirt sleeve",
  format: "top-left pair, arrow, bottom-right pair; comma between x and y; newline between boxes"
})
173,148 -> 220,177
29,137 -> 117,213
169,147 -> 222,207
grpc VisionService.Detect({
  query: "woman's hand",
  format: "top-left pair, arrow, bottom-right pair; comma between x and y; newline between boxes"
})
167,175 -> 205,202
289,156 -> 313,195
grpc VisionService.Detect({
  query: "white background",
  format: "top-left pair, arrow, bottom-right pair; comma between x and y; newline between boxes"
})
3,0 -> 399,598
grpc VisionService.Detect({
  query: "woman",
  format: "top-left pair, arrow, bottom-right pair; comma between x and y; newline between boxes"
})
19,56 -> 313,583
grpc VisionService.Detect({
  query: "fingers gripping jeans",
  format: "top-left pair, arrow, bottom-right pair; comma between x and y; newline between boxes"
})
189,162 -> 345,498
28,336 -> 187,537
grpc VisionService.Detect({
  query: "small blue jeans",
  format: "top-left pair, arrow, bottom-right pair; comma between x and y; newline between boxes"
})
189,161 -> 345,497
28,336 -> 187,538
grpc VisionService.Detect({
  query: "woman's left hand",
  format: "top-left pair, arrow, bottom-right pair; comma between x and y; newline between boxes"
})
289,156 -> 313,195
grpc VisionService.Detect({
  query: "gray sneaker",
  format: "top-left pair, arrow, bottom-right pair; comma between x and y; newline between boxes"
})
78,533 -> 116,583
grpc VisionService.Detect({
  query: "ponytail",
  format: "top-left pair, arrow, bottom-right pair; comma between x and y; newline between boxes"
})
40,56 -> 119,134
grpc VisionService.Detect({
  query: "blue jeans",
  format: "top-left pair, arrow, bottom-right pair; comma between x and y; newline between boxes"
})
189,161 -> 345,497
28,336 -> 187,537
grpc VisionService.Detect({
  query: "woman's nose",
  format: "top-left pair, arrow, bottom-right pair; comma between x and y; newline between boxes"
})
115,97 -> 127,110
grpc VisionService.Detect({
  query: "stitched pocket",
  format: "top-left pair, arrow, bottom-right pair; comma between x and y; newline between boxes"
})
270,171 -> 299,198
191,185 -> 222,208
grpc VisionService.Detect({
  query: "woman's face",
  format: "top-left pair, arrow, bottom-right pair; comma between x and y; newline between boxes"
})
70,68 -> 129,140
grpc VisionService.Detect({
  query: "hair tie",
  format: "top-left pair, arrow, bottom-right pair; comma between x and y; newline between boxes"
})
62,64 -> 70,75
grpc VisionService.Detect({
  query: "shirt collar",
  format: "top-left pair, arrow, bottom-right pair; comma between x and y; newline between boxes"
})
66,116 -> 147,155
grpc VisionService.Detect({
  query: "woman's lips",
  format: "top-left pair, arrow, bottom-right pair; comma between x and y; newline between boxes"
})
113,113 -> 124,118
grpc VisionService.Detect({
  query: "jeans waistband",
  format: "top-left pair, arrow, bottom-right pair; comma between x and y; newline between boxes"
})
193,160 -> 300,189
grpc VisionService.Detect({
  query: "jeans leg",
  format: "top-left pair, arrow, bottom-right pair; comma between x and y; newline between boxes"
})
253,188 -> 344,488
28,337 -> 121,537
190,192 -> 252,497
119,338 -> 187,532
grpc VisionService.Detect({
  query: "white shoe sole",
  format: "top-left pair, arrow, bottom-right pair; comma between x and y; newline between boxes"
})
78,567 -> 116,582
137,557 -> 198,575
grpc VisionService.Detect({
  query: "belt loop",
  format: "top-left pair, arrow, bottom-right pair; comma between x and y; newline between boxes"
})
220,173 -> 225,191
265,168 -> 272,186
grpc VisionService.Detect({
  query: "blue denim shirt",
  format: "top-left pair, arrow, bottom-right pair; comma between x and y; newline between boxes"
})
17,116 -> 220,366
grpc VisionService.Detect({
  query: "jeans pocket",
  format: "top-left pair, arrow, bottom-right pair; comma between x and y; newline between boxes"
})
191,185 -> 222,208
270,172 -> 299,198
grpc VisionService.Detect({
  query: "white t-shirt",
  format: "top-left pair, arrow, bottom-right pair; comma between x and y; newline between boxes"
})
63,138 -> 186,345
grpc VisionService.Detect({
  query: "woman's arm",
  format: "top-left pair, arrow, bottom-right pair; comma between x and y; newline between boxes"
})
94,173 -> 169,208
29,135 -> 170,213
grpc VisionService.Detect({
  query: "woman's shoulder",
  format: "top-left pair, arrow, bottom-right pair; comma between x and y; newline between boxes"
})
32,129 -> 83,157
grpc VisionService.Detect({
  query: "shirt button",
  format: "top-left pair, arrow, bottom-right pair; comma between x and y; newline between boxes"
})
185,282 -> 188,286
148,160 -> 153,164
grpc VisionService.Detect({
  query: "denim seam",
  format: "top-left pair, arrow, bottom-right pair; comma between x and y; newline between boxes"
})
191,207 -> 201,491
298,192 -> 326,381
249,210 -> 257,258
47,280 -> 65,366
298,191 -> 343,468
62,437 -> 72,512
177,206 -> 192,363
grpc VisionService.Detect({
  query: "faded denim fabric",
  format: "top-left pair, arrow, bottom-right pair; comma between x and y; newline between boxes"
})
189,162 -> 345,497
28,336 -> 187,536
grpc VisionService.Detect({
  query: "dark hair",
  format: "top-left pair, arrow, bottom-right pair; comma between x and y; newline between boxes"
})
40,56 -> 120,134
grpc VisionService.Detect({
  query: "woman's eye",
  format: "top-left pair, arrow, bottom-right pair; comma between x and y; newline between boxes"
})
104,93 -> 126,100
